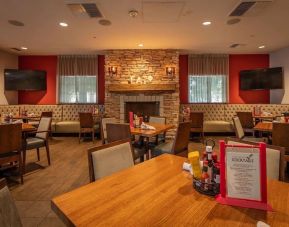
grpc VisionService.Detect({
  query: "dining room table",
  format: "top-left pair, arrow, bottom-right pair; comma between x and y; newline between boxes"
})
21,123 -> 36,133
253,122 -> 273,132
51,154 -> 289,227
130,122 -> 174,159
14,115 -> 40,123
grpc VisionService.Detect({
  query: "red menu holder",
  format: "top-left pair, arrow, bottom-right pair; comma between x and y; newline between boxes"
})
216,140 -> 272,211
129,112 -> 134,128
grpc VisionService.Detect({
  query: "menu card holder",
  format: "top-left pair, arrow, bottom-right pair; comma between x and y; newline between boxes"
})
216,140 -> 272,211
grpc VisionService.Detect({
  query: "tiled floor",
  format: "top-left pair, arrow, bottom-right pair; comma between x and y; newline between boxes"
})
4,136 -> 223,226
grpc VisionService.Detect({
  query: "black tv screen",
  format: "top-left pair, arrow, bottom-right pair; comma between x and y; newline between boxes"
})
240,67 -> 283,90
4,69 -> 47,91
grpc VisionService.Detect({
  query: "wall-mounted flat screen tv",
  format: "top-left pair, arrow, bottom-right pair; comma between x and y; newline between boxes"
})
4,69 -> 47,91
240,67 -> 283,90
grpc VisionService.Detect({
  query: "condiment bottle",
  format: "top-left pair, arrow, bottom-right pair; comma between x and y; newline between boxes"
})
201,166 -> 209,191
188,151 -> 202,180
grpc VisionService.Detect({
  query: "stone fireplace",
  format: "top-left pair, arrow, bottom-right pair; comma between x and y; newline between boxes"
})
104,49 -> 180,138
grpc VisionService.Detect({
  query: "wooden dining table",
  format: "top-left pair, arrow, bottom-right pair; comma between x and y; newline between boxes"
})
253,122 -> 273,132
22,123 -> 36,133
51,154 -> 289,226
130,122 -> 174,137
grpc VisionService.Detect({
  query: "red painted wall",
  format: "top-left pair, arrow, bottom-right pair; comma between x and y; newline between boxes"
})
18,55 -> 105,104
179,55 -> 188,103
18,56 -> 57,104
229,54 -> 270,104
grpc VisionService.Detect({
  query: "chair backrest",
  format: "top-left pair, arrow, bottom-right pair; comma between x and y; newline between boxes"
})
149,116 -> 166,124
101,117 -> 117,141
172,122 -> 191,154
236,112 -> 254,129
232,116 -> 245,139
226,138 -> 285,181
36,117 -> 52,140
0,178 -> 22,227
106,123 -> 131,143
41,111 -> 53,118
87,139 -> 134,182
0,123 -> 22,154
190,112 -> 204,128
79,112 -> 94,128
272,122 -> 289,149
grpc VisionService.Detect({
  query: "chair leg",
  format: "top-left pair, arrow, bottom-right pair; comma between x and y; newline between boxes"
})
18,152 -> 24,184
79,131 -> 81,144
37,148 -> 40,161
45,142 -> 51,166
92,129 -> 95,143
23,150 -> 26,174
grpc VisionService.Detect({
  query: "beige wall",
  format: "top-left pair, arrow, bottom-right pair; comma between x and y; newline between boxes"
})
0,50 -> 18,104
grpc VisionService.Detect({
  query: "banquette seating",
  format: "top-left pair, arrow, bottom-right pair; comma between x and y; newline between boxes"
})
181,104 -> 289,133
0,104 -> 102,134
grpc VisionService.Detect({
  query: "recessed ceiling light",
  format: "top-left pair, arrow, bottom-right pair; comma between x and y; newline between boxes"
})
202,21 -> 211,26
129,9 -> 139,18
138,43 -> 144,47
21,47 -> 28,50
59,22 -> 68,27
99,19 -> 111,26
259,45 -> 265,49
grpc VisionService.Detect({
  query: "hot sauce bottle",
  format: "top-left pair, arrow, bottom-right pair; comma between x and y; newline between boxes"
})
201,165 -> 209,191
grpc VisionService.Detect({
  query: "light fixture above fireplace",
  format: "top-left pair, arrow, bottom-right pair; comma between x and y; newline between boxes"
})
108,66 -> 117,76
166,67 -> 175,77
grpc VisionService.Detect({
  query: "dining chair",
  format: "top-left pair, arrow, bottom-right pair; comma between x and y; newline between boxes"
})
226,138 -> 286,181
100,117 -> 117,144
149,116 -> 166,144
0,124 -> 23,184
189,112 -> 204,142
106,123 -> 146,162
272,122 -> 289,168
152,121 -> 191,157
87,139 -> 134,182
0,178 -> 22,226
236,112 -> 255,136
23,117 -> 52,173
232,116 -> 265,143
79,112 -> 95,143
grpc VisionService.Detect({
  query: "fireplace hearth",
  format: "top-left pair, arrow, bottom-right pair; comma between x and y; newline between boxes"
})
125,101 -> 160,122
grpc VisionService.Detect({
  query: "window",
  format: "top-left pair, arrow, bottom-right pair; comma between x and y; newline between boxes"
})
189,75 -> 227,103
59,76 -> 97,103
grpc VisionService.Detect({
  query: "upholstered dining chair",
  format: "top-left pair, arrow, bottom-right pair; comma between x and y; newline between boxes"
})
0,178 -> 22,227
101,117 -> 117,144
232,116 -> 265,143
227,138 -> 286,181
87,139 -> 134,182
236,112 -> 255,136
106,123 -> 146,162
153,121 -> 191,157
272,122 -> 289,167
79,112 -> 95,143
0,123 -> 23,184
149,116 -> 166,144
23,117 -> 52,173
189,112 -> 204,142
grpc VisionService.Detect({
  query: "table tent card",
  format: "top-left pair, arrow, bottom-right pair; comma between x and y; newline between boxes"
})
216,140 -> 272,211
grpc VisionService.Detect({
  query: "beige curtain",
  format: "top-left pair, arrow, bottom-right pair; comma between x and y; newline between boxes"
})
58,55 -> 98,76
188,54 -> 228,75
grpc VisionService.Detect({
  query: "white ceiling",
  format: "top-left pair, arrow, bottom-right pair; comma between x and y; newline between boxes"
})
0,0 -> 289,55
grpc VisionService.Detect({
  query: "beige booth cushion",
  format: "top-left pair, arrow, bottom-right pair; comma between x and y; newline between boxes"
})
204,121 -> 234,133
227,140 -> 280,180
55,121 -> 80,133
91,142 -> 134,180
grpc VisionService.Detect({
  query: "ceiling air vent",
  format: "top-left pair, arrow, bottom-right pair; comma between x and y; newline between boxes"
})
10,47 -> 21,52
67,3 -> 103,18
230,43 -> 246,48
229,1 -> 256,16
